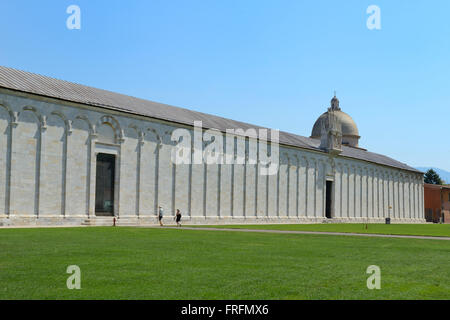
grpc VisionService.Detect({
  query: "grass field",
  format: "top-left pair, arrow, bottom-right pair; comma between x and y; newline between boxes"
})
190,223 -> 450,237
0,226 -> 449,299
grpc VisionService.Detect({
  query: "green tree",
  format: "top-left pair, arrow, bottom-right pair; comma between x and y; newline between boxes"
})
424,169 -> 443,185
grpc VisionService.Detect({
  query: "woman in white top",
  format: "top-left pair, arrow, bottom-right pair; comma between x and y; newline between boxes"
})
158,206 -> 164,226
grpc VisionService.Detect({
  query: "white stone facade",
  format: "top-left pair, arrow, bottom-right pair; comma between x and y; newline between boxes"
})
0,89 -> 425,226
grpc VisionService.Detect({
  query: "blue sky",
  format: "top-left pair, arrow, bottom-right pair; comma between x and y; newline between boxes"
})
0,0 -> 449,171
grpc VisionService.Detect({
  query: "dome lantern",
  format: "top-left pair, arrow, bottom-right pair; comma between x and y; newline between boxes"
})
330,93 -> 341,111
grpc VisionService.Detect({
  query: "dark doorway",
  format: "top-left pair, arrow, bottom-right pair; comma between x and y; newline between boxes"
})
325,181 -> 333,219
95,153 -> 115,216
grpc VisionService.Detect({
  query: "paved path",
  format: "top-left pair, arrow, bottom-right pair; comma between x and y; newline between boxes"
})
2,224 -> 449,241
156,226 -> 450,241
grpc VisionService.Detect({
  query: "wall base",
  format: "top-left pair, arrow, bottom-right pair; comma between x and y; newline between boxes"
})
0,215 -> 427,227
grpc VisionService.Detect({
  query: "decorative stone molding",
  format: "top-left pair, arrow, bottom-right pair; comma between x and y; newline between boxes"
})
51,111 -> 72,135
22,106 -> 47,131
129,124 -> 145,145
147,127 -> 163,149
96,115 -> 124,144
75,115 -> 95,136
0,101 -> 17,127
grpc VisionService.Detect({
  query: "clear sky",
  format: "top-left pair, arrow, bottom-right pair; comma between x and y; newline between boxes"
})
1,0 -> 449,171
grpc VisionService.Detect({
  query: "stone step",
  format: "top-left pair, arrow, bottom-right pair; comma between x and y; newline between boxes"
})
81,218 -> 115,226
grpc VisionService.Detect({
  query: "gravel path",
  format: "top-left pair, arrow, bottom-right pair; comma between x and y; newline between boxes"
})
158,226 -> 450,241
2,224 -> 449,241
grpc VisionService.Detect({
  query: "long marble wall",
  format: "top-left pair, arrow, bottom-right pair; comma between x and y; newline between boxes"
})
0,90 -> 425,225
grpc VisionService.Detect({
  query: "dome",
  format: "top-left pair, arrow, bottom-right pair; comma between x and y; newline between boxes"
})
310,96 -> 360,147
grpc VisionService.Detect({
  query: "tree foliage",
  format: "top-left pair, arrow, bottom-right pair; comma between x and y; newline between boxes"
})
424,169 -> 443,185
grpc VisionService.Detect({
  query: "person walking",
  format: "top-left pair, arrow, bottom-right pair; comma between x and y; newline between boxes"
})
175,209 -> 182,227
158,206 -> 164,226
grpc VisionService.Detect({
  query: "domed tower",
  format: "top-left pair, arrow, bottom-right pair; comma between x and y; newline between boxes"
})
311,95 -> 360,147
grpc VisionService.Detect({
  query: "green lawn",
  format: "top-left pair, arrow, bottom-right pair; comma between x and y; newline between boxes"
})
0,227 -> 449,299
189,223 -> 450,237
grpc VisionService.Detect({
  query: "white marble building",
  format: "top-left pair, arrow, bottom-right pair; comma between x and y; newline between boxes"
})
0,66 -> 425,226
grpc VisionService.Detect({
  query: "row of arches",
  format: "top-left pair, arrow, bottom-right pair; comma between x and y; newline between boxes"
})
0,99 -> 425,221
0,101 -> 130,217
332,161 -> 423,220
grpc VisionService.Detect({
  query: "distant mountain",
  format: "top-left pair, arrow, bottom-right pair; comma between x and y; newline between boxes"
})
416,167 -> 450,184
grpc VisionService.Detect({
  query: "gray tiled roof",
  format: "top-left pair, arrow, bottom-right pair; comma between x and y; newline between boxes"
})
0,65 -> 421,173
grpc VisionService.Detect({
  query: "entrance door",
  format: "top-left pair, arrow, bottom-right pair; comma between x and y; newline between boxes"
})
95,153 -> 115,216
325,181 -> 333,219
